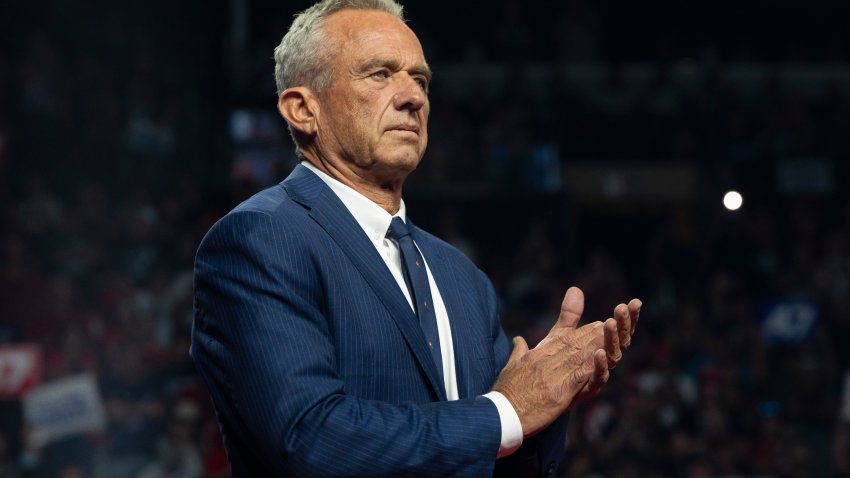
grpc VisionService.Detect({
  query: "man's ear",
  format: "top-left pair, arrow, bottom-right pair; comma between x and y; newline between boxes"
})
278,87 -> 318,137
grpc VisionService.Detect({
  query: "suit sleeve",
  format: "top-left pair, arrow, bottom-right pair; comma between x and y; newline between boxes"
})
190,210 -> 502,477
478,270 -> 572,478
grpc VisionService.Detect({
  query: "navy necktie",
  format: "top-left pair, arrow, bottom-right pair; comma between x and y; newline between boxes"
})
387,217 -> 445,390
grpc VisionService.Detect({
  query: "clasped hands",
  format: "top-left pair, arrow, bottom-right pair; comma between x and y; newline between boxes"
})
492,286 -> 641,437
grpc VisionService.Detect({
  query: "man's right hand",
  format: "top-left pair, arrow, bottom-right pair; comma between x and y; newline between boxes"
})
492,287 -> 640,437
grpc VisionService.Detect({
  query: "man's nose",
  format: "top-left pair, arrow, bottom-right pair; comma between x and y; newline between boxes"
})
392,73 -> 427,112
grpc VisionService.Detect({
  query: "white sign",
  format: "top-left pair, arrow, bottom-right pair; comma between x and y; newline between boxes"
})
22,374 -> 106,448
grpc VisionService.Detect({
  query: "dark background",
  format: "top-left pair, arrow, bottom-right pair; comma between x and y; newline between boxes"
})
1,0 -> 849,477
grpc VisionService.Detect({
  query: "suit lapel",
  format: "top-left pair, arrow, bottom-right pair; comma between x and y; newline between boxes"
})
282,165 -> 447,401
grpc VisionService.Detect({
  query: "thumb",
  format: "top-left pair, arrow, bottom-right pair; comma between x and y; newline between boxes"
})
507,336 -> 529,364
553,286 -> 585,331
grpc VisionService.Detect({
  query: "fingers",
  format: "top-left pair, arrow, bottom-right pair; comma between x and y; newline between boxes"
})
569,348 -> 610,408
603,318 -> 622,369
559,321 -> 604,351
567,335 -> 604,389
509,336 -> 529,365
562,296 -> 641,408
588,348 -> 609,394
614,303 -> 632,350
613,298 -> 642,350
628,298 -> 642,336
553,287 -> 584,331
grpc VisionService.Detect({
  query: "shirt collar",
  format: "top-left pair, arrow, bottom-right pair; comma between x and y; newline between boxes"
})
301,161 -> 406,242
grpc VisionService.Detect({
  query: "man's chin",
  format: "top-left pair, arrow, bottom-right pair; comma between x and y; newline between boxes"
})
377,147 -> 423,167
368,153 -> 422,180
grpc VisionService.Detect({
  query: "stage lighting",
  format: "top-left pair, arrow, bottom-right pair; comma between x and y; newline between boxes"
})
723,190 -> 743,211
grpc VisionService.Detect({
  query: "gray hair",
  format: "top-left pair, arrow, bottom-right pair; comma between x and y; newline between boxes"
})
273,0 -> 406,96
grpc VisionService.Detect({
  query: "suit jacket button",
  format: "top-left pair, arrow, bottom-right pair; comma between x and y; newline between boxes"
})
545,462 -> 556,478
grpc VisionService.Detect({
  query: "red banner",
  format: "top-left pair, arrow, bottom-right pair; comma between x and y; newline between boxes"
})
0,345 -> 43,398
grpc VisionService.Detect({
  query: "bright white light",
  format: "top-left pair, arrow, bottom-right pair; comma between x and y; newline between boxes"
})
723,191 -> 743,211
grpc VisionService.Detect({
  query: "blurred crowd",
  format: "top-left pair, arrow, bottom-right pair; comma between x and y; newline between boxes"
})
2,1 -> 850,477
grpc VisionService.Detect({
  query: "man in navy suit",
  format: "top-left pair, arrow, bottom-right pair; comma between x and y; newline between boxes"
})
190,0 -> 642,476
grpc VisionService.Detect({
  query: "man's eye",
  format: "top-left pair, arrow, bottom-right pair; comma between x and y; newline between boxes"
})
371,70 -> 389,79
415,78 -> 428,91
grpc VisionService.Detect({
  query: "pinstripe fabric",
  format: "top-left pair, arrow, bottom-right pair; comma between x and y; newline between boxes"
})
190,165 -> 568,477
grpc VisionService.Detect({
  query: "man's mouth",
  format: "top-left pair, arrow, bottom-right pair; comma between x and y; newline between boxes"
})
389,124 -> 420,134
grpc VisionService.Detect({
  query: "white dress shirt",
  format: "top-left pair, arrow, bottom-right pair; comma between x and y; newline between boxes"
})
301,161 -> 523,457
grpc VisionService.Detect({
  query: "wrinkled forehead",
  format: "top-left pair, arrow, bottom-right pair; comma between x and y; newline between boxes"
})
321,9 -> 426,60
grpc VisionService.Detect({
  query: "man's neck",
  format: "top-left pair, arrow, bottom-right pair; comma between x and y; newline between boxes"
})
302,155 -> 404,215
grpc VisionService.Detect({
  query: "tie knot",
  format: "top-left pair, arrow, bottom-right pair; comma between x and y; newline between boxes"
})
387,217 -> 411,241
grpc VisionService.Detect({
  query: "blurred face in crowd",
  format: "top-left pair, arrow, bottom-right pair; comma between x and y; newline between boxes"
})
311,9 -> 431,184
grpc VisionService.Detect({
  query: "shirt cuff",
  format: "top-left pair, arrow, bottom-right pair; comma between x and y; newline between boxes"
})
482,391 -> 523,458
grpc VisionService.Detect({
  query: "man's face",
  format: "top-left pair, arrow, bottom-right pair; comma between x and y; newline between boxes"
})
314,9 -> 431,181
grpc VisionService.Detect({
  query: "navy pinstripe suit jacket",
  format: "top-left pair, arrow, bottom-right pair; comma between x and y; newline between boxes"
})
191,164 -> 568,477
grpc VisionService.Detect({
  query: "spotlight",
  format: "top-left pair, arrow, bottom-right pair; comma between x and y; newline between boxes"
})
723,190 -> 743,211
